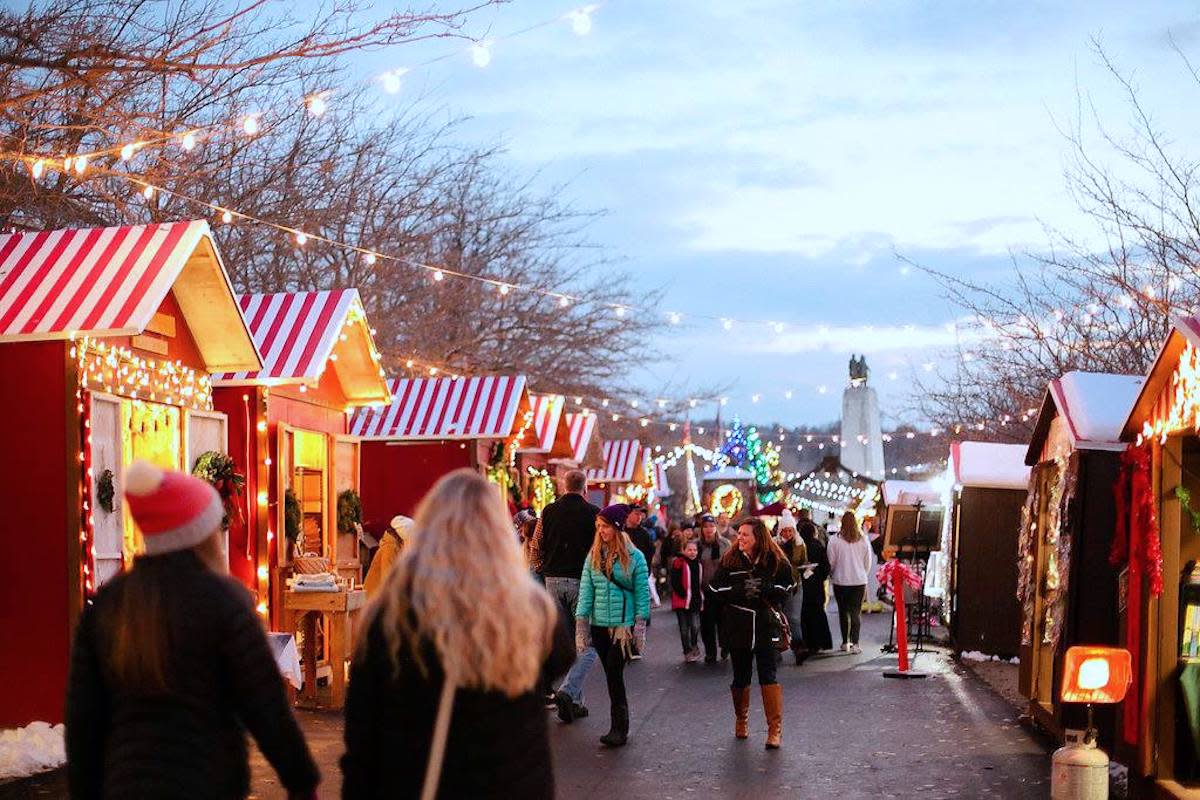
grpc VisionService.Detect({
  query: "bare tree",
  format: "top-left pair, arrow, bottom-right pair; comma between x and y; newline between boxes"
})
910,39 -> 1200,439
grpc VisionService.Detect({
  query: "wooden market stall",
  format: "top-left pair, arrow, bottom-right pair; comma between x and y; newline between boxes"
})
586,439 -> 649,507
351,375 -> 538,521
0,220 -> 261,727
1116,315 -> 1200,793
210,289 -> 390,626
942,441 -> 1030,659
1017,371 -> 1144,743
516,393 -> 575,513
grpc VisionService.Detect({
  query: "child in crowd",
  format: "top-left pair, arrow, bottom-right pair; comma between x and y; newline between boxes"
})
670,540 -> 704,662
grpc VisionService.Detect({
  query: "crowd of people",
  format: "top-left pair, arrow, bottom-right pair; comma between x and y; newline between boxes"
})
62,463 -> 879,798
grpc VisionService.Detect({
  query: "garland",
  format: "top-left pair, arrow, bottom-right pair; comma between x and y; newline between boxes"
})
96,469 -> 115,514
191,451 -> 245,531
1176,485 -> 1200,533
284,488 -> 302,543
337,489 -> 362,535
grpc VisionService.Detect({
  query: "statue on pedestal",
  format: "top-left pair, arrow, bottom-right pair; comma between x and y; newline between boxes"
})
849,354 -> 869,384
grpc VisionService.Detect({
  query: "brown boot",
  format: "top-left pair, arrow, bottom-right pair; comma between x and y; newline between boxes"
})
761,683 -> 783,749
730,687 -> 750,740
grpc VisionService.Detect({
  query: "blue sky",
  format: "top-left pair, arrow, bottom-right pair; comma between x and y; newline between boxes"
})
355,0 -> 1200,426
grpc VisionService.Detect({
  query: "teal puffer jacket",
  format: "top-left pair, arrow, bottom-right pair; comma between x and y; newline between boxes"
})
576,546 -> 650,627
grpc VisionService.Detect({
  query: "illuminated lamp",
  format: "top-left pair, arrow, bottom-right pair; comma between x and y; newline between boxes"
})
1051,646 -> 1132,797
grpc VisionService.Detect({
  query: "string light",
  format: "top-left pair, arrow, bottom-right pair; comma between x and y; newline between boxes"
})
30,160 -> 43,179
181,132 -> 197,151
243,115 -> 260,135
567,5 -> 597,35
307,93 -> 329,116
120,144 -> 135,161
471,41 -> 493,67
381,68 -> 408,94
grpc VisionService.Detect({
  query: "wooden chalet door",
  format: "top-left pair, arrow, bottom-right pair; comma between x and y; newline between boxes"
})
332,436 -> 361,573
184,409 -> 229,563
89,393 -> 124,589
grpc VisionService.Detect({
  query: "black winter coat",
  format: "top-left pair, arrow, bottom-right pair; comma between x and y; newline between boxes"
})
799,531 -> 830,607
341,606 -> 575,799
626,524 -> 655,570
65,551 -> 318,800
539,493 -> 600,579
706,550 -> 795,652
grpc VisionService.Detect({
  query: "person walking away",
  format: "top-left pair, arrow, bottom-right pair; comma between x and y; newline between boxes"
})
515,508 -> 542,582
342,469 -> 574,798
66,461 -> 319,799
670,539 -> 704,662
363,514 -> 412,599
531,469 -> 600,724
625,504 -> 660,613
775,511 -> 808,665
707,517 -> 795,750
796,520 -> 833,656
827,511 -> 874,654
695,515 -> 730,663
575,504 -> 651,747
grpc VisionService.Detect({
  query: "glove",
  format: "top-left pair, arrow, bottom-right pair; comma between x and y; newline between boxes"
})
574,617 -> 591,652
802,567 -> 815,580
634,618 -> 647,652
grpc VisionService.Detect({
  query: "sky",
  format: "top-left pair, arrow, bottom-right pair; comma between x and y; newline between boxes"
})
354,0 -> 1200,427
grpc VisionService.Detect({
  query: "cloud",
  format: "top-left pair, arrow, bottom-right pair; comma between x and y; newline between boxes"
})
743,321 -> 982,356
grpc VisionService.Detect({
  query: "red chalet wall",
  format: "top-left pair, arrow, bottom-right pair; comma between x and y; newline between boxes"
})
0,341 -> 70,726
360,441 -> 472,522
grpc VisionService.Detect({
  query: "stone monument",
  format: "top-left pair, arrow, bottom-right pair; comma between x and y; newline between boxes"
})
840,354 -> 886,479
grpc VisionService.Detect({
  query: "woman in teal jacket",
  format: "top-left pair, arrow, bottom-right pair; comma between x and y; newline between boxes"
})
576,503 -> 650,748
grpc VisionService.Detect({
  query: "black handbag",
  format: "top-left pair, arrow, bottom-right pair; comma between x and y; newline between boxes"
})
767,602 -> 792,652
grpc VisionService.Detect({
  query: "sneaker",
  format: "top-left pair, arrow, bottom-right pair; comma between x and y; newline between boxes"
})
554,691 -> 577,724
631,653 -> 643,661
849,644 -> 862,655
840,643 -> 850,652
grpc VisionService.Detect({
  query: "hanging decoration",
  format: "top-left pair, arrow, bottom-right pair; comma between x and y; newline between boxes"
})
337,489 -> 363,535
96,469 -> 115,514
72,336 -> 212,411
192,451 -> 245,531
1111,443 -> 1163,746
710,483 -> 744,518
486,441 -> 521,508
1175,485 -> 1200,533
527,467 -> 556,514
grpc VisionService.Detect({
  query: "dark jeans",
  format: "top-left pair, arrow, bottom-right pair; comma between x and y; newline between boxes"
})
730,645 -> 778,688
833,584 -> 866,645
700,603 -> 721,659
591,626 -> 628,712
675,609 -> 700,654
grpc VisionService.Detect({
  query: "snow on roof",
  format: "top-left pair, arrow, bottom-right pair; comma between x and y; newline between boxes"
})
881,479 -> 941,506
702,465 -> 754,482
951,441 -> 1031,490
1051,372 -> 1144,449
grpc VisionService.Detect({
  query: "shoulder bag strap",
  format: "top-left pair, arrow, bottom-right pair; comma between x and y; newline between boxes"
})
420,675 -> 457,800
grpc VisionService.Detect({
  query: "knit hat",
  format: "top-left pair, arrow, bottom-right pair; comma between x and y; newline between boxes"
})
778,510 -> 797,531
390,515 -> 414,542
599,503 -> 631,530
124,461 -> 223,556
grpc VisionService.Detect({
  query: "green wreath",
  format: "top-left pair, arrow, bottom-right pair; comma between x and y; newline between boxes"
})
284,488 -> 302,543
337,489 -> 362,535
96,469 -> 115,514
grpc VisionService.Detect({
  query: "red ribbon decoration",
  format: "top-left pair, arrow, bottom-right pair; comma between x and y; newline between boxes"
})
877,560 -> 922,673
1110,445 -> 1163,745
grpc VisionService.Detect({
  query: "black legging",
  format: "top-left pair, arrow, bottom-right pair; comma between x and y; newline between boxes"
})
590,626 -> 628,710
833,584 -> 865,646
730,645 -> 778,688
700,603 -> 720,659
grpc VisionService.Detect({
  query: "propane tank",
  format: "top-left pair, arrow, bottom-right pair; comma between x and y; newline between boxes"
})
1050,728 -> 1109,800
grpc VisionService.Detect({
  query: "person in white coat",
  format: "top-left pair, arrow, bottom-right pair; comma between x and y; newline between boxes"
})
826,511 -> 874,653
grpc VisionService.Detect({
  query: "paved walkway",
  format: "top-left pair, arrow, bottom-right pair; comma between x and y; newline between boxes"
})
1,606 -> 1050,799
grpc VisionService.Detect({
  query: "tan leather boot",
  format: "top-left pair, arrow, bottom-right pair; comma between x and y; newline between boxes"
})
761,683 -> 783,749
731,687 -> 750,740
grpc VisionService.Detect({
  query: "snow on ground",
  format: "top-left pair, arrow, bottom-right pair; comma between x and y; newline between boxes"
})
0,722 -> 65,780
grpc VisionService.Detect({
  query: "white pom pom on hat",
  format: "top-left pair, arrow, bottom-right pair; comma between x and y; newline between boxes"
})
123,460 -> 223,555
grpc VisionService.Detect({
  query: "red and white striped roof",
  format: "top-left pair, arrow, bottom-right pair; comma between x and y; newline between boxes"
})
565,411 -> 598,464
0,220 -> 259,371
350,375 -> 533,441
652,461 -> 672,497
587,439 -> 644,484
212,291 -> 387,405
519,394 -> 572,457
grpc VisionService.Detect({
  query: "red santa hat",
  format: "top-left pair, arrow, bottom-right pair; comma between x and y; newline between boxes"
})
124,460 -> 223,555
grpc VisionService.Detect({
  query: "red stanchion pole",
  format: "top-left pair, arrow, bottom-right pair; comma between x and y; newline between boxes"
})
893,570 -> 909,673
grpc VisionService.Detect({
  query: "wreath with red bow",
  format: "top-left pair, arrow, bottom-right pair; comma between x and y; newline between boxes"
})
192,451 -> 246,531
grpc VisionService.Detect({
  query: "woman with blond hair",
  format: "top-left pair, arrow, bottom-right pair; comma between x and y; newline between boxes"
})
826,510 -> 874,654
575,503 -> 650,748
707,516 -> 795,749
341,469 -> 574,798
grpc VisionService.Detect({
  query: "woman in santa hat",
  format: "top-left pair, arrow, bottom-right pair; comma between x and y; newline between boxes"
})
65,461 -> 319,799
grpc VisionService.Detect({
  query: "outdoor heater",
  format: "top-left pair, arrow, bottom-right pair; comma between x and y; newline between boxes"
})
1050,646 -> 1132,800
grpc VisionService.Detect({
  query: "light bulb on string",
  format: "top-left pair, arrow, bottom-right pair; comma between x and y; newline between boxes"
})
74,155 -> 87,175
120,144 -> 135,161
381,69 -> 408,94
30,160 -> 43,179
181,132 -> 197,151
615,306 -> 626,318
364,253 -> 377,265
772,322 -> 785,333
142,185 -> 154,199
721,318 -> 733,330
307,93 -> 328,116
221,209 -> 233,224
558,295 -> 570,308
294,231 -> 308,247
498,283 -> 511,296
433,270 -> 444,282
243,115 -> 260,135
567,5 -> 596,35
667,311 -> 682,325
471,41 -> 492,68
